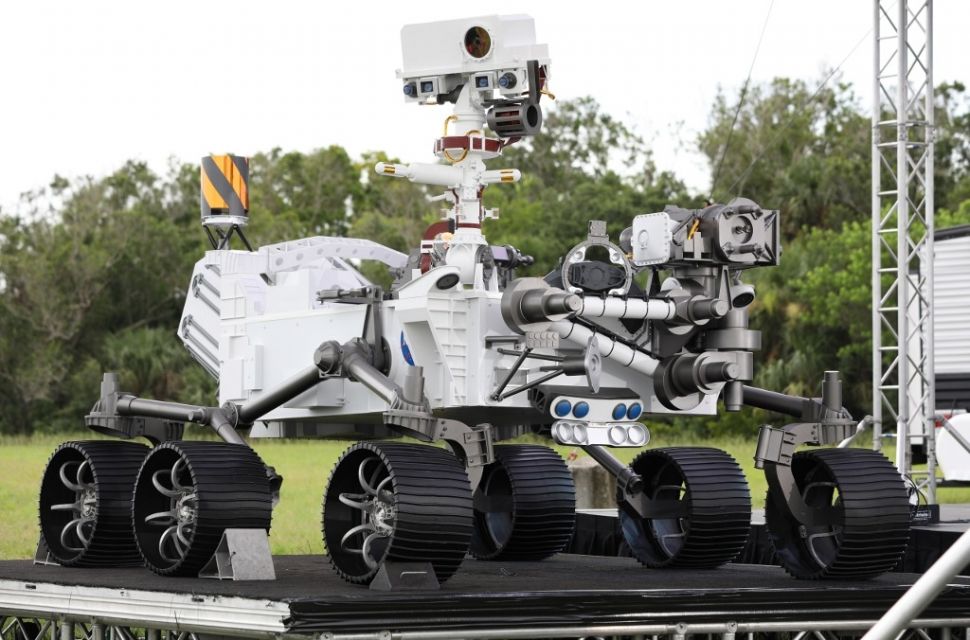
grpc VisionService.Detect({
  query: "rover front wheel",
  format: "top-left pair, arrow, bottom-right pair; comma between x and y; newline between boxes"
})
132,441 -> 272,576
618,447 -> 751,568
765,448 -> 910,579
39,441 -> 149,567
322,442 -> 473,585
470,444 -> 576,560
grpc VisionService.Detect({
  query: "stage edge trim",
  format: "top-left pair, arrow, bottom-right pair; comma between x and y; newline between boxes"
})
0,579 -> 288,639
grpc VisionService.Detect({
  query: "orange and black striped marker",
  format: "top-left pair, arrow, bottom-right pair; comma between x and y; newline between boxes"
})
200,154 -> 249,221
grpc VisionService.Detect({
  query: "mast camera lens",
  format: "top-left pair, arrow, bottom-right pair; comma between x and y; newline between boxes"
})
498,72 -> 517,89
464,26 -> 491,58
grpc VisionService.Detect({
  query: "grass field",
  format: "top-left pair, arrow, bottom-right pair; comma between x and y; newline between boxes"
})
2,432 -> 968,561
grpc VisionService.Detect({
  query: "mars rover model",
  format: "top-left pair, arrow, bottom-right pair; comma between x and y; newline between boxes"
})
37,15 -> 911,586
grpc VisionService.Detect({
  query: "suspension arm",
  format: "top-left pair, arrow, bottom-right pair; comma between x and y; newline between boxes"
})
743,372 -> 849,421
90,342 -> 337,444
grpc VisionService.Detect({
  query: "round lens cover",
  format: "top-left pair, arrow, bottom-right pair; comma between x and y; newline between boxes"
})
464,26 -> 491,58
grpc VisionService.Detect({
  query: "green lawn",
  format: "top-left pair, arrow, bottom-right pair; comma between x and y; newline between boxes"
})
2,432 -> 968,561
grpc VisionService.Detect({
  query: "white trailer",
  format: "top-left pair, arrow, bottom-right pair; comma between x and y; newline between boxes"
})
932,225 -> 970,481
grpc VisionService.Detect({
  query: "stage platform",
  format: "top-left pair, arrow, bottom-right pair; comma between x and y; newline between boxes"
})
2,554 -> 970,639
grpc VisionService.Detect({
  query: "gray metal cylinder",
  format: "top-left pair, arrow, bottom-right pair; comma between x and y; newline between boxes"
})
487,101 -> 543,137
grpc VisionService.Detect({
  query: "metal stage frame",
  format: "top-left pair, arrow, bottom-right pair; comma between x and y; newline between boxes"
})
2,554 -> 970,640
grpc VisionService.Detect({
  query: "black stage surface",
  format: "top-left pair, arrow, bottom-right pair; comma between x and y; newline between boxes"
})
3,555 -> 970,634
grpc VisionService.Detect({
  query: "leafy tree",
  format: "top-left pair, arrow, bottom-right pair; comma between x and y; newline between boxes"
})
699,77 -> 870,238
935,82 -> 970,211
486,97 -> 698,273
249,146 -> 360,238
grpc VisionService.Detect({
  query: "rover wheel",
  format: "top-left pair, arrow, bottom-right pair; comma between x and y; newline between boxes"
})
38,440 -> 148,567
618,447 -> 751,568
765,448 -> 910,579
132,441 -> 272,576
470,444 -> 576,560
322,442 -> 473,585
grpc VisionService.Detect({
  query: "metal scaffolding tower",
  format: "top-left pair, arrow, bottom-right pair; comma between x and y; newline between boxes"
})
871,0 -> 936,502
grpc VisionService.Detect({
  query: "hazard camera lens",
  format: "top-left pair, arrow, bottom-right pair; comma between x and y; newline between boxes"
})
464,26 -> 491,58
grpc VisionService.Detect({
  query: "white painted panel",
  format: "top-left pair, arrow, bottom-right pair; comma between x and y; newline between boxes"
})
934,234 -> 970,375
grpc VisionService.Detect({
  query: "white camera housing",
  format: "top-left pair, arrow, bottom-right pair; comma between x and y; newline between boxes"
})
471,71 -> 496,91
631,212 -> 675,266
397,15 -> 549,101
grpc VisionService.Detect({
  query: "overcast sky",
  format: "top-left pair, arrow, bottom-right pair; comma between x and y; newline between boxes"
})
1,1 -> 967,213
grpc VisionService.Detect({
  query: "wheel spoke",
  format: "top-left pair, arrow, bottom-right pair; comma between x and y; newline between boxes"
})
358,458 -> 383,496
176,522 -> 192,547
158,525 -> 182,562
806,530 -> 840,567
802,481 -> 838,503
368,460 -> 385,490
144,510 -> 177,526
360,531 -> 384,569
76,460 -> 93,489
659,530 -> 686,557
50,502 -> 82,513
338,492 -> 369,511
151,470 -> 181,498
75,519 -> 92,546
172,528 -> 187,558
59,518 -> 86,551
170,459 -> 187,492
340,522 -> 376,551
375,476 -> 393,502
58,461 -> 90,493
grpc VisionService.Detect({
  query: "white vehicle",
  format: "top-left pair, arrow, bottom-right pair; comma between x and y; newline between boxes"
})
36,15 -> 911,587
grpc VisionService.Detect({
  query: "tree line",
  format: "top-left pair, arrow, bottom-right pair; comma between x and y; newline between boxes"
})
1,77 -> 968,436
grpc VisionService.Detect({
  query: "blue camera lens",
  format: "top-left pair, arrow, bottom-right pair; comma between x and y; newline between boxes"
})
554,400 -> 572,417
403,83 -> 416,96
420,81 -> 434,93
498,72 -> 517,89
627,403 -> 642,420
573,402 -> 590,418
612,404 -> 627,420
476,75 -> 490,88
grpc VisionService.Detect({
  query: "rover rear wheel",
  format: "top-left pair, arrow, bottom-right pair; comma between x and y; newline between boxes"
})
470,444 -> 576,560
618,447 -> 751,568
132,441 -> 272,576
322,442 -> 473,585
765,448 -> 910,579
38,440 -> 149,567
